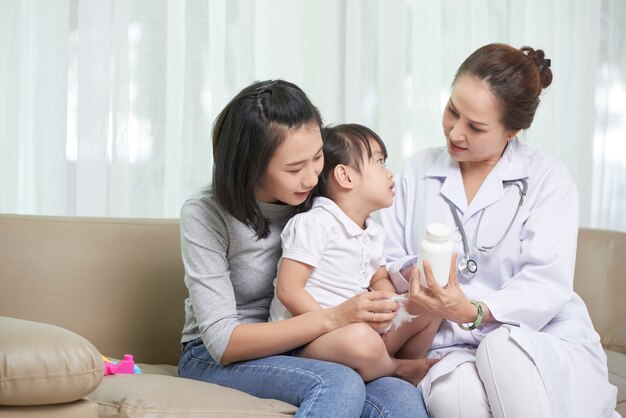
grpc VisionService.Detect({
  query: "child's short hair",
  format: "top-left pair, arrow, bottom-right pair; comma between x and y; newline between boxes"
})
317,124 -> 387,197
212,80 -> 323,239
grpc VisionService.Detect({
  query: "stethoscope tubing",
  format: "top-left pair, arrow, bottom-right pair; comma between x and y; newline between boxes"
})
447,178 -> 528,280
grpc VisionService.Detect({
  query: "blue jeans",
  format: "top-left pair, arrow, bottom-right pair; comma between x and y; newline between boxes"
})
178,338 -> 428,418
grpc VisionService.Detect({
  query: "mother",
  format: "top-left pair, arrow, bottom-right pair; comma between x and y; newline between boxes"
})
178,79 -> 429,417
382,43 -> 618,417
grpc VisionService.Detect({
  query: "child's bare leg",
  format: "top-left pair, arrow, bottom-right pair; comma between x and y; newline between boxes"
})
383,309 -> 442,359
300,323 -> 436,383
393,357 -> 439,385
395,315 -> 441,359
300,323 -> 395,381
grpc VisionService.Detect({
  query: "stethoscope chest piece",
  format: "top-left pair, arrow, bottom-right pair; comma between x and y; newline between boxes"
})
447,177 -> 528,282
457,255 -> 477,280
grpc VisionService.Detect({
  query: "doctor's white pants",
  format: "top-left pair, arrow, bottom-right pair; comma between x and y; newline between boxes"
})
425,327 -> 553,418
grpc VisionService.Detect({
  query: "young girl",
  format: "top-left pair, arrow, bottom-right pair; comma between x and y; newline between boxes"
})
270,124 -> 441,385
177,80 -> 430,418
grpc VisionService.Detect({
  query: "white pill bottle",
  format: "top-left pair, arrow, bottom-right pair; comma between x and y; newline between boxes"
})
417,223 -> 453,288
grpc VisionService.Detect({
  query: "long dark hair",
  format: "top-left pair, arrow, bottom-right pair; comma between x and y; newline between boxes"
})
454,43 -> 553,131
212,80 -> 323,239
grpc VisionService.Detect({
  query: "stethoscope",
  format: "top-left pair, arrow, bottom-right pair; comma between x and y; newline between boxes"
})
447,178 -> 528,280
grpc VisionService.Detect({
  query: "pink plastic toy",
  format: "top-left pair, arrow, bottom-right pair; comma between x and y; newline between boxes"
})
103,354 -> 136,376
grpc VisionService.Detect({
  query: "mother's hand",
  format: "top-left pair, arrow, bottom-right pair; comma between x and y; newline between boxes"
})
330,290 -> 399,332
408,254 -> 478,324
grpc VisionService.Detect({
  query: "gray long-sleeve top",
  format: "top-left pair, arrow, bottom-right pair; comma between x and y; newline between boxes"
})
180,186 -> 293,363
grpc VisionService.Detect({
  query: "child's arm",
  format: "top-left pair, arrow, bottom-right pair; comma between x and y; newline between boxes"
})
369,266 -> 398,293
276,258 -> 323,316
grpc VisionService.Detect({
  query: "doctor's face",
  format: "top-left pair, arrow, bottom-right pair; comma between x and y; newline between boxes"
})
443,75 -> 517,167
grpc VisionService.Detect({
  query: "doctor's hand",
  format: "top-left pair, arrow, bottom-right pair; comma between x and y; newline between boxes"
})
407,254 -> 482,325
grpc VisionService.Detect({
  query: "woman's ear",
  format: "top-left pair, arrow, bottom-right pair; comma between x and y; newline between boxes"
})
506,130 -> 520,141
333,164 -> 354,190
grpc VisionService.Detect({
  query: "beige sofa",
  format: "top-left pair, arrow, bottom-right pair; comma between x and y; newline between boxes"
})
0,215 -> 297,418
0,214 -> 623,417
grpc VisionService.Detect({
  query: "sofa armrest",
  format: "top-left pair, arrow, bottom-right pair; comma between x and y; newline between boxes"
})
0,317 -> 103,406
575,228 -> 626,350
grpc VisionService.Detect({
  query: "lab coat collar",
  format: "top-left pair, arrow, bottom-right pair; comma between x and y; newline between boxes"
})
424,138 -> 530,218
312,196 -> 380,237
498,137 -> 530,181
424,150 -> 467,211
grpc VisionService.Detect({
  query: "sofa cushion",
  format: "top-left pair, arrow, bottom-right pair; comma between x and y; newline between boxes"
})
607,350 -> 626,415
0,399 -> 99,418
0,317 -> 104,406
87,372 -> 297,418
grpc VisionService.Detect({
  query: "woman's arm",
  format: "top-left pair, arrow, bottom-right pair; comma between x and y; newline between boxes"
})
229,261 -> 401,365
222,290 -> 400,364
182,196 -> 400,365
275,258 -> 323,315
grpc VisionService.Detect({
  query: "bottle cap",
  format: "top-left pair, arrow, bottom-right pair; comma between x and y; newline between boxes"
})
426,223 -> 452,241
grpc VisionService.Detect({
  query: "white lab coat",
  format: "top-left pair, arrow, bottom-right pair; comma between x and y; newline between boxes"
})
381,138 -> 618,417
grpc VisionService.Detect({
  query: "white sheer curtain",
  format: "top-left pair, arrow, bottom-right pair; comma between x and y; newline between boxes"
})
1,0 -> 625,230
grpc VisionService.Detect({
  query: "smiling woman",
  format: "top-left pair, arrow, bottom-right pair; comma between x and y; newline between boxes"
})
382,43 -> 619,418
210,80 -> 323,239
177,79 -> 430,417
443,76 -> 518,168
255,123 -> 324,207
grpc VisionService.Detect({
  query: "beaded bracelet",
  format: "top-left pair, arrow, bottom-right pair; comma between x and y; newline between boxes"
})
457,300 -> 483,331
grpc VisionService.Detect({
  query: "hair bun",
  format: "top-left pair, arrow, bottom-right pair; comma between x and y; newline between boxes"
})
521,46 -> 553,89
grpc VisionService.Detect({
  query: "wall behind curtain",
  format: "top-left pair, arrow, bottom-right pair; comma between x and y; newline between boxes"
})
1,0 -> 625,231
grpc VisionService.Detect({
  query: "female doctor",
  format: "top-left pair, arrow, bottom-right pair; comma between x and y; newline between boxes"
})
381,43 -> 618,418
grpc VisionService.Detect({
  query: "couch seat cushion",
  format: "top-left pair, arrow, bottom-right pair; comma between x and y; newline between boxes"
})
88,370 -> 297,418
0,399 -> 99,418
0,317 -> 103,406
607,349 -> 626,416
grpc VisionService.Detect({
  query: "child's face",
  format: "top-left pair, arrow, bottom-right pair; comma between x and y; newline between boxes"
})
255,122 -> 323,206
353,140 -> 395,211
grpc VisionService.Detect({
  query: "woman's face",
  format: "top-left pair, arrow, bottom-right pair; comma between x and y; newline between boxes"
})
442,74 -> 517,167
255,122 -> 324,206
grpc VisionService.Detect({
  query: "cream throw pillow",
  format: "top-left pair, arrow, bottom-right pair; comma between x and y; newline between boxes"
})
0,316 -> 103,406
